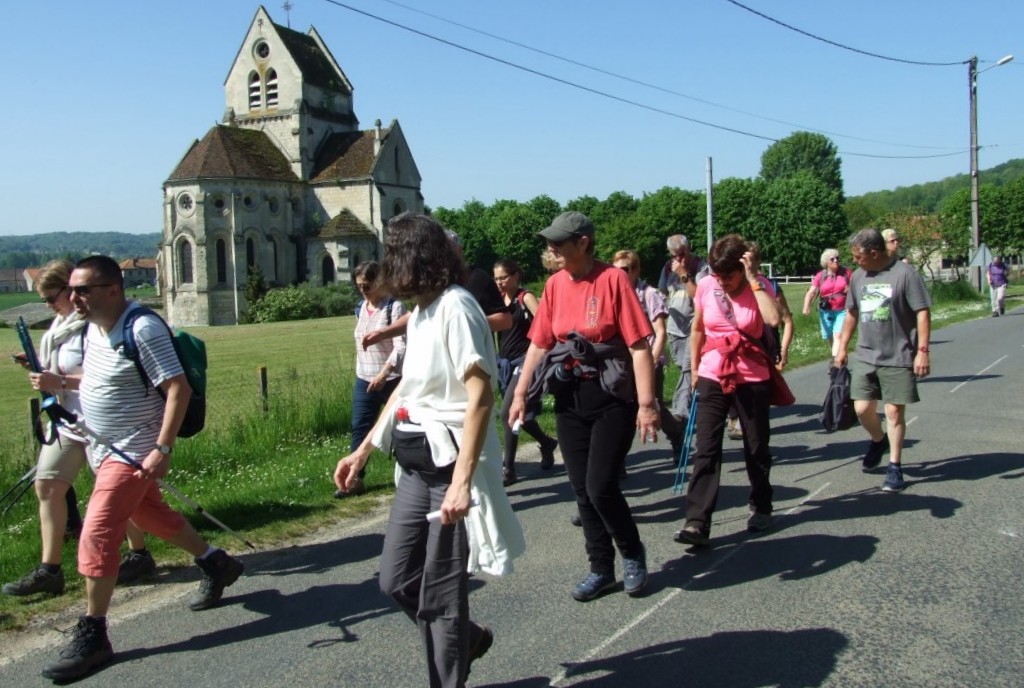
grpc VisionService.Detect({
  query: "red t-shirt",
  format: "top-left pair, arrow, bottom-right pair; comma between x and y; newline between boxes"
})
529,262 -> 653,349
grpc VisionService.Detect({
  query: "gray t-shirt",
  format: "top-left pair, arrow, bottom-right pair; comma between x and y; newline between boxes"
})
665,263 -> 710,339
847,259 -> 931,368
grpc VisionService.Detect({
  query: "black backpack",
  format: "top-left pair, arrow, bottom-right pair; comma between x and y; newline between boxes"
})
819,365 -> 857,433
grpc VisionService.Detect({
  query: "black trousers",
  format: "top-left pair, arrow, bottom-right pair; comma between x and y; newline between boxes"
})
684,377 -> 773,534
555,379 -> 644,575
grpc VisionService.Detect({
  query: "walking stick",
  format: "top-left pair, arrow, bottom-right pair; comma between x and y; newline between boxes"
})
41,398 -> 256,551
672,392 -> 699,495
0,465 -> 37,517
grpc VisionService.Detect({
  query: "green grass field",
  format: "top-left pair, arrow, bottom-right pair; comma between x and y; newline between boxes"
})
0,279 -> 1003,629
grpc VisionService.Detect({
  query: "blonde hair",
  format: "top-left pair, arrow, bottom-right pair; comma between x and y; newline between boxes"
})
541,247 -> 563,273
612,249 -> 640,273
36,259 -> 75,295
820,248 -> 840,268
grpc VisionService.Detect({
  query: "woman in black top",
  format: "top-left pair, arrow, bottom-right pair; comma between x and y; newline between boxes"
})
493,259 -> 558,486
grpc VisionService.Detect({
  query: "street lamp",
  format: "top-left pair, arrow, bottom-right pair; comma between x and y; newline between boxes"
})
968,53 -> 1013,291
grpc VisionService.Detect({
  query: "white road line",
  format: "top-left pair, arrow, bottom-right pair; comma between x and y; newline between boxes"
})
950,356 -> 1007,394
906,416 -> 918,426
549,481 -> 832,686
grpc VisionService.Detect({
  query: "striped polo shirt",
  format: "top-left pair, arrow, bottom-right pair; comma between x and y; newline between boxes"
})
79,302 -> 183,469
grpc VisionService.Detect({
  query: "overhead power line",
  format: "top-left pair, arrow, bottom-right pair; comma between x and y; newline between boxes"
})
368,0 -> 956,151
721,0 -> 964,67
319,0 -> 969,160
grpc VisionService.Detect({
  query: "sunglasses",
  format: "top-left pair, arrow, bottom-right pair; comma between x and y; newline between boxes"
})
828,257 -> 839,262
70,283 -> 114,296
547,235 -> 579,248
41,286 -> 67,304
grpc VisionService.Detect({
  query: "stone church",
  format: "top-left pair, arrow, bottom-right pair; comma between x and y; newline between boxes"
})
160,5 -> 423,326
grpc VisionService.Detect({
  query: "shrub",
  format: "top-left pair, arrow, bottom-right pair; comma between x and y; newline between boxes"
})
929,279 -> 983,304
247,285 -> 318,322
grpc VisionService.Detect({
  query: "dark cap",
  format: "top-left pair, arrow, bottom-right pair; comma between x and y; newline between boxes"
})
538,212 -> 595,243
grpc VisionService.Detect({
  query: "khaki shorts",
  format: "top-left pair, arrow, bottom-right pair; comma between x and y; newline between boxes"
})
850,359 -> 919,405
35,436 -> 88,484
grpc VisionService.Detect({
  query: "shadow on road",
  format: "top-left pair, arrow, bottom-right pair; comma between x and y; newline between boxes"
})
549,627 -> 848,687
248,532 -> 385,578
911,452 -> 1024,485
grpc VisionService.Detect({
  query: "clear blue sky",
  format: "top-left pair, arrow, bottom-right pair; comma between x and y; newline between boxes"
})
2,0 -> 1021,236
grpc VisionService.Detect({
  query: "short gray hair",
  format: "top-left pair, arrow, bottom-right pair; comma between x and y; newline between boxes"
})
849,228 -> 886,254
820,248 -> 839,268
666,234 -> 689,252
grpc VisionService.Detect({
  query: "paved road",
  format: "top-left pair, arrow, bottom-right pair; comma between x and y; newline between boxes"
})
3,309 -> 1022,687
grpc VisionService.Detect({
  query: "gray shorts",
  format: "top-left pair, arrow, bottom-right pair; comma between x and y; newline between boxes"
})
850,359 -> 919,406
36,436 -> 88,484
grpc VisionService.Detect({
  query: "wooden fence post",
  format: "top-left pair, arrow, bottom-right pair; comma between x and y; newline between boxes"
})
258,366 -> 269,413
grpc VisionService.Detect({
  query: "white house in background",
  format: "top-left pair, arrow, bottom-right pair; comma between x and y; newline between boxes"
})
160,5 -> 424,326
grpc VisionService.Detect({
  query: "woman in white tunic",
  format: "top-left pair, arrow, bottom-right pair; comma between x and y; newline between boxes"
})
335,213 -> 524,688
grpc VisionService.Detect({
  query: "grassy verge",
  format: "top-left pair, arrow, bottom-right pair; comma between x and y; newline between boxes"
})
0,279 -> 1008,630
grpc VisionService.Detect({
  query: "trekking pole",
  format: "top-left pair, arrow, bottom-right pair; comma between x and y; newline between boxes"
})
672,392 -> 699,495
0,465 -> 37,517
41,398 -> 256,551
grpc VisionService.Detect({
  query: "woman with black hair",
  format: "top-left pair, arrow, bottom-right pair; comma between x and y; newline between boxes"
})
493,258 -> 558,485
335,213 -> 523,688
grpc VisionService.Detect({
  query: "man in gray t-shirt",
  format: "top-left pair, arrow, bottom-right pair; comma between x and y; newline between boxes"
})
663,235 -> 709,423
835,229 -> 932,494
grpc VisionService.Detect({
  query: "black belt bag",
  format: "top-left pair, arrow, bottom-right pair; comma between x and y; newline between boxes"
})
391,426 -> 459,476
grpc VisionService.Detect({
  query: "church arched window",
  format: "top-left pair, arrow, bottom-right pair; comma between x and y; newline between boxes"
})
179,240 -> 194,285
266,69 -> 279,108
248,71 -> 262,110
216,239 -> 227,284
246,237 -> 256,270
270,238 -> 279,282
322,255 -> 335,284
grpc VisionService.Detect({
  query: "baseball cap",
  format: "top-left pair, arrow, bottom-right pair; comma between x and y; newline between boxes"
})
538,212 -> 595,243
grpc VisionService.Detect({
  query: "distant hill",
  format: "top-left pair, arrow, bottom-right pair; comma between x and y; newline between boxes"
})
0,232 -> 161,269
850,158 -> 1024,214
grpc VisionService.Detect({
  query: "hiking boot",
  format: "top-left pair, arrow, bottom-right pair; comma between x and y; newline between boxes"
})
467,624 -> 494,676
570,512 -> 582,527
747,511 -> 773,532
189,549 -> 244,611
622,547 -> 648,597
40,615 -> 113,681
571,572 -> 617,602
502,469 -> 518,487
117,549 -> 157,584
2,565 -> 65,597
727,419 -> 743,440
882,463 -> 906,493
862,436 -> 890,471
333,476 -> 366,499
539,438 -> 558,470
673,525 -> 710,547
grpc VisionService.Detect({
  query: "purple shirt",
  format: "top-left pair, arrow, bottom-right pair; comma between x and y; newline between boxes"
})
988,262 -> 1009,288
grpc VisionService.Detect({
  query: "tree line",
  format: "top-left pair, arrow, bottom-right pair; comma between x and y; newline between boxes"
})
432,133 -> 1022,286
0,232 -> 160,269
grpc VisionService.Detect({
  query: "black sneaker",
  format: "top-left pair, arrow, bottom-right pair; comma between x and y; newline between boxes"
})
673,525 -> 710,547
467,624 -> 494,676
882,463 -> 906,493
40,615 -> 113,681
622,547 -> 648,597
189,549 -> 244,611
2,565 -> 65,596
861,435 -> 890,471
571,572 -> 617,602
502,469 -> 518,487
117,549 -> 157,585
539,438 -> 558,470
333,476 -> 366,499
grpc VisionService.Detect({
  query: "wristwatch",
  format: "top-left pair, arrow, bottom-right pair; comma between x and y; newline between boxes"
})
157,444 -> 173,456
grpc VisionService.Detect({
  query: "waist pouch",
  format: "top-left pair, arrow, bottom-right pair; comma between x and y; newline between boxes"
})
391,426 -> 456,477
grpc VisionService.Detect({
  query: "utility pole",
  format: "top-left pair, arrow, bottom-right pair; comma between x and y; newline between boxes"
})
968,56 -> 981,292
705,157 -> 714,254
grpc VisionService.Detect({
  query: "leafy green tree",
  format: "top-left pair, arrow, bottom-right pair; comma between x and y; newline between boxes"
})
748,171 -> 847,274
712,177 -> 765,248
760,132 -> 844,201
1000,177 -> 1024,255
245,264 -> 268,305
882,211 -> 945,279
435,200 -> 492,269
938,187 -> 971,270
590,191 -> 639,231
487,198 -> 558,279
564,195 -> 600,217
843,196 -> 885,232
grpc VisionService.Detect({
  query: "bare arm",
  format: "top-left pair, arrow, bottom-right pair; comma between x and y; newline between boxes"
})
335,383 -> 403,491
508,342 -> 548,426
834,306 -> 859,368
802,283 -> 819,316
914,308 -> 931,378
440,365 -> 493,524
630,340 -> 660,443
776,290 -> 795,372
650,315 -> 668,364
690,306 -> 705,390
487,311 -> 513,333
361,311 -> 411,348
135,374 -> 191,481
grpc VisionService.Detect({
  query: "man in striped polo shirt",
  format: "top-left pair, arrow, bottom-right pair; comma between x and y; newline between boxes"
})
41,255 -> 244,682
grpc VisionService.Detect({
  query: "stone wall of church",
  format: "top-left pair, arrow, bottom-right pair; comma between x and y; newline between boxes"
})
311,182 -> 380,242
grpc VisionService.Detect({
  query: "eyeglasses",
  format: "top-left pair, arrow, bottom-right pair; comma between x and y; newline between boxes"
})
69,283 -> 114,296
41,286 -> 66,304
828,257 -> 839,262
547,235 -> 578,249
887,238 -> 899,244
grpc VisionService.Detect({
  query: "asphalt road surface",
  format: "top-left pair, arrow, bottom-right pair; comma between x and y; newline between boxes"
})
2,309 -> 1022,687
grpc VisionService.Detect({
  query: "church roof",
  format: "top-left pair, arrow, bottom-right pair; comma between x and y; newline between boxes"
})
167,126 -> 298,182
316,209 -> 376,239
275,24 -> 351,94
311,128 -> 388,182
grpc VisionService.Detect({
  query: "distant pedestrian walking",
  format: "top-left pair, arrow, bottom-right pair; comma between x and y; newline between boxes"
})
988,256 -> 1009,317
